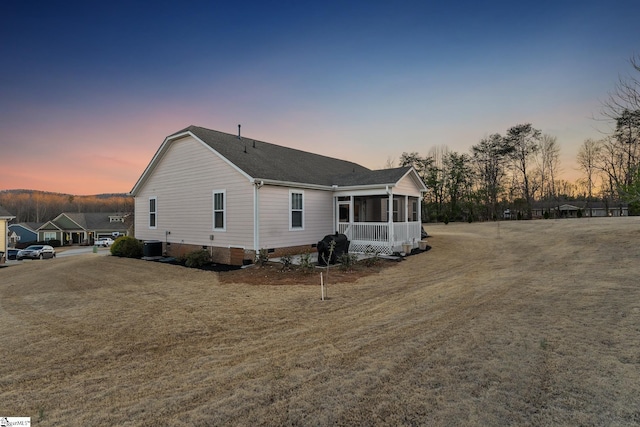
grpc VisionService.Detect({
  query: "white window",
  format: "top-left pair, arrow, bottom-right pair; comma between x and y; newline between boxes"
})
149,197 -> 157,229
290,191 -> 304,230
410,198 -> 418,222
393,198 -> 399,222
213,190 -> 226,231
44,232 -> 57,241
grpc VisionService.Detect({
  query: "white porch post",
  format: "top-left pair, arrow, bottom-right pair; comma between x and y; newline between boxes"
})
387,187 -> 393,250
419,191 -> 424,229
405,195 -> 410,247
350,195 -> 354,224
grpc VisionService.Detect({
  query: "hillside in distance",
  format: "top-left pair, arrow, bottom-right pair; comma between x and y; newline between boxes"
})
0,189 -> 133,223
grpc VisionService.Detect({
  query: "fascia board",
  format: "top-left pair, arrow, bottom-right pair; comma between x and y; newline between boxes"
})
37,221 -> 63,231
257,179 -> 332,191
332,183 -> 396,193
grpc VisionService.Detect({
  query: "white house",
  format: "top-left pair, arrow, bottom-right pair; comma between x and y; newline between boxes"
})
130,126 -> 427,265
0,205 -> 16,260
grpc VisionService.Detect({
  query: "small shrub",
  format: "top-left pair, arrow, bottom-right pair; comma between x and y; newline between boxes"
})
298,252 -> 314,274
185,249 -> 212,268
543,211 -> 550,219
363,249 -> 380,267
443,215 -> 449,225
540,338 -> 548,350
337,252 -> 358,271
256,248 -> 269,267
280,254 -> 293,271
110,236 -> 143,258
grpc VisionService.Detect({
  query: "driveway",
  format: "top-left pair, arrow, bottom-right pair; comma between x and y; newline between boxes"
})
2,246 -> 110,266
56,246 -> 111,258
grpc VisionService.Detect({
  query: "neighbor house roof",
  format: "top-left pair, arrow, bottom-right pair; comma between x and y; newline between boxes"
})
9,223 -> 42,232
38,213 -> 129,233
0,205 -> 15,219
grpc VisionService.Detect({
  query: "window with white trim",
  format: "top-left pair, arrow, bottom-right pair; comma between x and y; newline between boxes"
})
149,197 -> 157,229
290,191 -> 304,230
213,190 -> 226,230
393,198 -> 400,222
409,197 -> 419,221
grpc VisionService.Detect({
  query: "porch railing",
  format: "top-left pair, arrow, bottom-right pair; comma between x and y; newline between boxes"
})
338,222 -> 422,254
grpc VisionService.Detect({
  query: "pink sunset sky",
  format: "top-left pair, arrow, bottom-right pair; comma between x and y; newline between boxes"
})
2,1 -> 637,195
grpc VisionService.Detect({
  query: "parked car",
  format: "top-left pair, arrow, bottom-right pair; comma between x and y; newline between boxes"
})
7,248 -> 19,260
95,237 -> 114,247
17,245 -> 56,260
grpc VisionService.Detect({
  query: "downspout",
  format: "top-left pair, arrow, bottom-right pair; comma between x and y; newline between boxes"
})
332,185 -> 338,234
253,180 -> 264,254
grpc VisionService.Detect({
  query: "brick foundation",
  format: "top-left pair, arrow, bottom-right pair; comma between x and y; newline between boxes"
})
162,242 -> 317,265
163,242 -> 318,266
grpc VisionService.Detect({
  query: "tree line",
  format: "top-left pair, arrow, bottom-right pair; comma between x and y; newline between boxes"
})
397,55 -> 640,222
0,190 -> 133,223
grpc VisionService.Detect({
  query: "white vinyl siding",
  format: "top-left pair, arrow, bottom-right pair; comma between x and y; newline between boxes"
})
395,173 -> 424,197
149,197 -> 157,229
259,186 -> 332,249
290,191 -> 304,230
133,136 -> 253,248
213,190 -> 226,231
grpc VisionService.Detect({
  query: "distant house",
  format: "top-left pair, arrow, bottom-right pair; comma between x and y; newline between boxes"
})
131,126 -> 427,265
8,223 -> 41,246
37,212 -> 130,245
0,205 -> 15,257
532,201 -> 628,218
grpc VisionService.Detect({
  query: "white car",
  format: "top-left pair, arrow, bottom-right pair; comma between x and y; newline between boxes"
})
95,237 -> 115,247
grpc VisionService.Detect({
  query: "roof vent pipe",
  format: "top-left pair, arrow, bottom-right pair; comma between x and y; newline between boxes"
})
238,124 -> 241,139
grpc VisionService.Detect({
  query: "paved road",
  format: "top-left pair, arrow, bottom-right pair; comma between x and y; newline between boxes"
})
2,246 -> 110,266
56,246 -> 111,258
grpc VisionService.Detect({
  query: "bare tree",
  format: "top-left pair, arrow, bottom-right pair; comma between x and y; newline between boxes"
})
504,124 -> 541,219
577,138 -> 602,216
601,54 -> 640,122
471,133 -> 512,220
536,134 -> 561,200
600,54 -> 640,195
383,156 -> 396,169
426,145 -> 450,219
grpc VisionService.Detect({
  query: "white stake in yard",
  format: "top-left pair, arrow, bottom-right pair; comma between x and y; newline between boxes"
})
320,272 -> 324,301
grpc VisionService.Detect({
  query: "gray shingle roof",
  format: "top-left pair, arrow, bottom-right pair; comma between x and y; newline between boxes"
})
0,205 -> 14,218
178,126 -> 373,186
332,167 -> 412,186
57,213 -> 128,232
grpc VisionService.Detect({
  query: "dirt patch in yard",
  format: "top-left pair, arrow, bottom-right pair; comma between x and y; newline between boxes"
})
2,218 -> 640,426
218,257 -> 404,286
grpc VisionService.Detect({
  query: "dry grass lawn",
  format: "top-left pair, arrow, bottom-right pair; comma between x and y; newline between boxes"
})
1,217 -> 639,426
